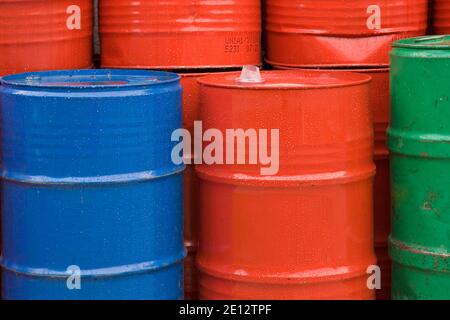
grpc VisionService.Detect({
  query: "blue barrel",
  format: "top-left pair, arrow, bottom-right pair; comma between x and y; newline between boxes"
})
0,69 -> 185,300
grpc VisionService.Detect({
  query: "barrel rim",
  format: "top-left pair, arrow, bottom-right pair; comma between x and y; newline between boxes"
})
0,69 -> 180,90
268,64 -> 390,74
197,70 -> 371,90
393,35 -> 450,49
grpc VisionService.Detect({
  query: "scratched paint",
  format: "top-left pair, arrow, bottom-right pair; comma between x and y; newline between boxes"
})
388,35 -> 450,300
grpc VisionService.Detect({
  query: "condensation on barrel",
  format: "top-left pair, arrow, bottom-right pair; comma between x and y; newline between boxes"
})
0,69 -> 185,300
269,65 -> 392,300
265,0 -> 428,68
100,0 -> 261,69
196,70 -> 376,300
388,36 -> 450,300
0,0 -> 93,76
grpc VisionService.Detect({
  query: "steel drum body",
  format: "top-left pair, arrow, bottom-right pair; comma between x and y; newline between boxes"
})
100,0 -> 261,69
0,69 -> 184,300
0,0 -> 93,76
180,73 -> 202,300
433,0 -> 450,34
389,36 -> 450,300
265,0 -> 428,68
270,65 -> 392,300
196,71 -> 376,300
363,69 -> 391,300
180,72 -> 236,300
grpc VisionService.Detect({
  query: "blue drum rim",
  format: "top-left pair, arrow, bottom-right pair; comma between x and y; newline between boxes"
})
0,250 -> 187,279
0,69 -> 180,90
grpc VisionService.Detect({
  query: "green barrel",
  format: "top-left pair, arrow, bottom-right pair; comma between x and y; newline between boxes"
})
388,35 -> 450,300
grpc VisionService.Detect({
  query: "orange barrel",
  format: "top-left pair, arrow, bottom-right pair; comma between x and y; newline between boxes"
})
433,0 -> 450,34
265,0 -> 428,68
270,66 -> 392,300
364,69 -> 391,300
196,70 -> 376,300
180,73 -> 203,301
0,0 -> 93,76
100,0 -> 261,70
180,71 -> 236,300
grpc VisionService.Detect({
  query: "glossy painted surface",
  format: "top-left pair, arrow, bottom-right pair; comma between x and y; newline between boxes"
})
389,35 -> 450,300
270,66 -> 392,300
364,69 -> 391,300
100,0 -> 261,69
433,0 -> 450,34
196,71 -> 376,300
265,0 -> 428,67
180,72 -> 235,300
0,69 -> 185,300
0,0 -> 93,76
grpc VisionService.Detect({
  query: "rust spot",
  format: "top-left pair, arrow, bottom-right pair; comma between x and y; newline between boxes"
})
421,202 -> 432,211
421,191 -> 440,216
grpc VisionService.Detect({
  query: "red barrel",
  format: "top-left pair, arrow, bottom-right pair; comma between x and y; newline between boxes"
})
265,0 -> 428,68
271,66 -> 392,300
0,0 -> 93,76
180,71 -> 236,300
196,70 -> 376,300
100,0 -> 261,69
180,73 -> 204,300
433,0 -> 450,34
364,69 -> 391,300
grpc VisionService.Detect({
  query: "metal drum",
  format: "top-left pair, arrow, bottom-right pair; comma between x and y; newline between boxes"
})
365,68 -> 391,300
180,73 -> 202,300
433,0 -> 450,34
180,71 -> 236,300
99,0 -> 261,69
196,70 -> 376,300
0,0 -> 93,76
389,35 -> 450,300
0,69 -> 185,300
269,65 -> 392,300
265,0 -> 428,68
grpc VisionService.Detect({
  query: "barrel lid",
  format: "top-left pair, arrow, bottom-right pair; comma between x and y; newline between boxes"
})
197,69 -> 371,90
0,69 -> 180,89
393,35 -> 450,49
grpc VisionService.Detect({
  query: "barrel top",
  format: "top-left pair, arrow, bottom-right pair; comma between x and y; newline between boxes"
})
393,35 -> 450,49
197,70 -> 371,90
1,69 -> 180,90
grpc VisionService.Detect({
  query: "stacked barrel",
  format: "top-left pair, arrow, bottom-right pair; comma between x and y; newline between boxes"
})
0,0 -> 93,76
99,0 -> 262,300
389,35 -> 450,300
197,70 -> 376,299
2,0 -> 450,302
264,0 -> 428,300
0,0 -> 93,300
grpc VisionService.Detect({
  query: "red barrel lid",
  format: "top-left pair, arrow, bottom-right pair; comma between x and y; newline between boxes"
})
198,68 -> 372,90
